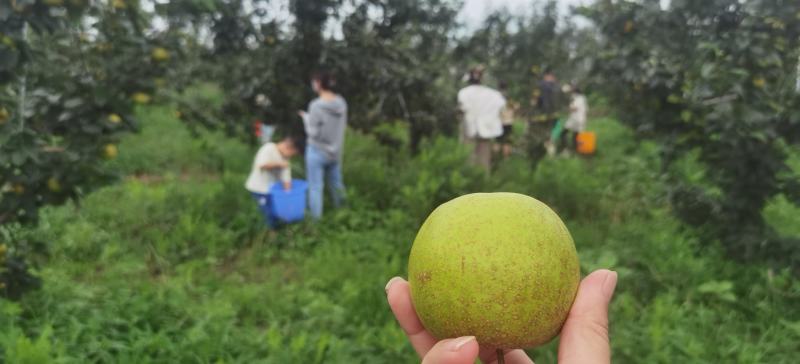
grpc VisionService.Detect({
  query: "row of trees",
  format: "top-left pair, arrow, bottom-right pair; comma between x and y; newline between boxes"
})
583,0 -> 800,267
2,0 -> 592,226
2,0 -> 799,296
2,0 -> 583,297
1,0 -> 176,225
164,0 -> 588,151
1,0 -> 177,297
148,0 -> 800,269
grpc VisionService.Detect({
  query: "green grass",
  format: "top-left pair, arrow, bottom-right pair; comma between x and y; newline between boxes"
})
2,105 -> 799,363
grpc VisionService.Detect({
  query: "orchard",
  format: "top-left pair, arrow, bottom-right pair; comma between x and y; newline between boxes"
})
0,0 -> 799,362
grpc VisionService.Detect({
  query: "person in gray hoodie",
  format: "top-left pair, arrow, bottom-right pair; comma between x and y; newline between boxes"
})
298,71 -> 348,219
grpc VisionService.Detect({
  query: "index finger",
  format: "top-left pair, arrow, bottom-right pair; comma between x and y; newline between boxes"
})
386,277 -> 439,358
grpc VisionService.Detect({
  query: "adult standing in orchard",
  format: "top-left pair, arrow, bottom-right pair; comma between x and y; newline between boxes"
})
561,84 -> 588,154
534,69 -> 561,156
536,69 -> 560,127
457,67 -> 506,172
299,71 -> 348,220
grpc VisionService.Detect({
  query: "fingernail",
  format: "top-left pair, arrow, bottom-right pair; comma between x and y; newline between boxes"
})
385,277 -> 403,293
602,270 -> 618,299
449,336 -> 476,352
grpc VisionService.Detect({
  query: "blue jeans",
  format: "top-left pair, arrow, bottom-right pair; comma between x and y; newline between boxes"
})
251,192 -> 277,228
306,144 -> 345,219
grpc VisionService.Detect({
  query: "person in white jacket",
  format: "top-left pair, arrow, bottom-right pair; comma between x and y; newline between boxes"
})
457,67 -> 506,171
562,84 -> 588,154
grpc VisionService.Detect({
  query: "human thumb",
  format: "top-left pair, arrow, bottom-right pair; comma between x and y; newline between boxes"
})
558,269 -> 617,364
421,336 -> 480,364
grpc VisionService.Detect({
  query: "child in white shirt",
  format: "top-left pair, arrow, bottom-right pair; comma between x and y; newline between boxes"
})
245,136 -> 303,227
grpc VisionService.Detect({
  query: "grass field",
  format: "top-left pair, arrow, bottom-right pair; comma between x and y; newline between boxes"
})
1,104 -> 799,363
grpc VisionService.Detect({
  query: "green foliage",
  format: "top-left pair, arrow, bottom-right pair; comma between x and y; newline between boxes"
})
0,224 -> 41,300
582,0 -> 800,266
1,105 -> 798,362
1,1 -> 174,226
343,131 -> 487,222
107,104 -> 251,176
2,1 -> 800,362
454,1 -> 593,115
1,326 -> 55,364
166,0 -> 465,149
0,0 -> 177,297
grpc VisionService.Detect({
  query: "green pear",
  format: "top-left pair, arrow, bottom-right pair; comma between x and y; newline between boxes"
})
408,193 -> 580,349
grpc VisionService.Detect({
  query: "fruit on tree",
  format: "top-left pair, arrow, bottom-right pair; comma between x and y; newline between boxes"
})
0,107 -> 8,124
47,178 -> 62,192
103,144 -> 118,159
108,113 -> 122,124
408,193 -> 580,349
151,47 -> 170,62
131,92 -> 151,104
624,20 -> 634,33
12,184 -> 25,195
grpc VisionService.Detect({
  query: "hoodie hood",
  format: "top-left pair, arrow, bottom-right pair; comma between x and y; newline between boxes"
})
315,95 -> 347,117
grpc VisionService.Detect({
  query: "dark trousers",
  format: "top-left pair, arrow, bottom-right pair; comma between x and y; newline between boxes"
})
560,130 -> 578,152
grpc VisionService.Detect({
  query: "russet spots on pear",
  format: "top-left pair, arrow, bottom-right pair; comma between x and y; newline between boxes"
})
408,193 -> 580,349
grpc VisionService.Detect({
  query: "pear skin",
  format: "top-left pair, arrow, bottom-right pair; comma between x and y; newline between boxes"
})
408,193 -> 580,349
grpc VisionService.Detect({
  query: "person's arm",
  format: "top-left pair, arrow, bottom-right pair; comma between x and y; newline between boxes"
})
280,163 -> 292,190
301,103 -> 323,138
260,161 -> 287,171
456,90 -> 468,118
570,100 -> 578,112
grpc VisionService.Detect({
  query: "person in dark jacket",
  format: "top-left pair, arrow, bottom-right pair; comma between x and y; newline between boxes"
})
537,70 -> 560,129
528,69 -> 561,157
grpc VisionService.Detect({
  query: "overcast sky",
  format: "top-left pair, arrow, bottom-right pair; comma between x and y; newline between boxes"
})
458,0 -> 592,28
146,0 -> 601,36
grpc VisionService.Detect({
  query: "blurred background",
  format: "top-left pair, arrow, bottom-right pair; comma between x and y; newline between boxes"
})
1,0 -> 799,362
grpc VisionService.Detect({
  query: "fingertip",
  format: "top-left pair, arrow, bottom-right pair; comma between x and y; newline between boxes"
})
385,276 -> 406,294
448,336 -> 476,352
584,269 -> 613,281
422,337 -> 480,364
566,270 -> 617,330
580,269 -> 618,298
602,270 -> 618,300
385,278 -> 410,309
579,269 -> 617,302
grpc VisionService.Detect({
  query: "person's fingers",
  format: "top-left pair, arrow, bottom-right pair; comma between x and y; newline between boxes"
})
478,347 -> 535,364
386,277 -> 438,358
558,269 -> 618,364
421,336 -> 480,364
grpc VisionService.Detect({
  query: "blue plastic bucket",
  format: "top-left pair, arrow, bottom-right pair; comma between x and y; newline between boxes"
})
268,179 -> 308,223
